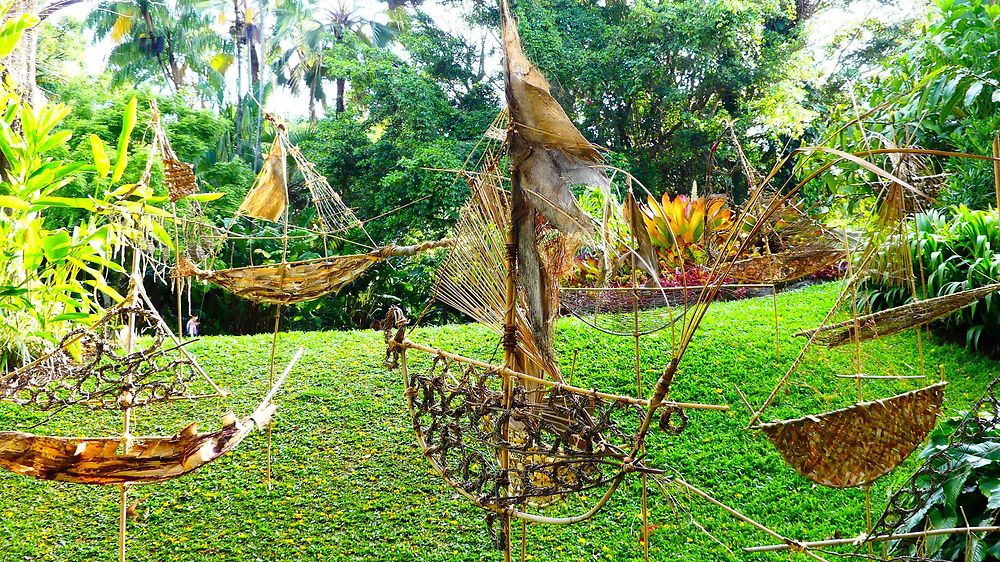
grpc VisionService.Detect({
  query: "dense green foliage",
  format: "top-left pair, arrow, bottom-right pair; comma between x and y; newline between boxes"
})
1,284 -> 997,560
865,207 -> 1000,351
891,412 -> 1000,561
808,0 -> 1000,212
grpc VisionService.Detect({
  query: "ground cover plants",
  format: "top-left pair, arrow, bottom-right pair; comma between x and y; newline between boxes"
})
1,282 -> 996,561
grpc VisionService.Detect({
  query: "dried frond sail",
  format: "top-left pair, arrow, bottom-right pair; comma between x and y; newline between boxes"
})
238,139 -> 287,222
796,283 -> 1000,347
501,0 -> 604,239
757,383 -> 946,488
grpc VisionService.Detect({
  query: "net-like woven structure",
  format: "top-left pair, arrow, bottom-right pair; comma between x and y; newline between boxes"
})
757,383 -> 946,488
0,290 -> 209,412
164,156 -> 197,203
796,284 -> 1000,347
287,144 -> 362,234
404,352 -> 642,548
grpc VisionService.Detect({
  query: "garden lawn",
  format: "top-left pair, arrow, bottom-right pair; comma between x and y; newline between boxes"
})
1,282 -> 997,561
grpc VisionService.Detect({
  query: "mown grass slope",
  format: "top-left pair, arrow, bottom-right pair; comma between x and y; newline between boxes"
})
1,282 -> 997,561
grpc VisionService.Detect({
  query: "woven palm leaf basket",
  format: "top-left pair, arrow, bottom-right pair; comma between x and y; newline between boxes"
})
756,382 -> 946,488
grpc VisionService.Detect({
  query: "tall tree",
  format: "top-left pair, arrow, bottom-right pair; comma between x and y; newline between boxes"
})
271,0 -> 406,119
84,0 -> 228,100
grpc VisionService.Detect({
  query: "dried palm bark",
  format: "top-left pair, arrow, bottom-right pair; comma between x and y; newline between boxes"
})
502,0 -> 608,376
238,138 -> 287,222
0,349 -> 300,486
796,283 -> 1000,347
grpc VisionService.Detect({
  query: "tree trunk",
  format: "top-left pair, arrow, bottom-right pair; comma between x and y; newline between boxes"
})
3,0 -> 39,105
335,77 -> 345,113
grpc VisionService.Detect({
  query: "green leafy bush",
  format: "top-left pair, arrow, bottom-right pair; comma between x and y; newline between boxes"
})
890,412 -> 1000,561
863,206 -> 1000,350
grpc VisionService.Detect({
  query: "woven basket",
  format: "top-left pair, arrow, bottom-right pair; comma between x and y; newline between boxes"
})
757,382 -> 946,488
164,156 -> 198,203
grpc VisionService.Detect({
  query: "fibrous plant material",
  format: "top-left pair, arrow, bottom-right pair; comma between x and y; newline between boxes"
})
163,157 -> 197,203
150,100 -> 199,203
238,137 -> 287,222
756,383 -> 946,488
0,404 -> 273,485
795,283 -> 1000,347
286,144 -> 362,234
727,246 -> 845,284
0,347 -> 300,486
178,240 -> 452,305
502,0 -> 610,376
432,117 -> 552,375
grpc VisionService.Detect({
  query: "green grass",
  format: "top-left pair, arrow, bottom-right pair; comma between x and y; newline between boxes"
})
1,282 -> 998,561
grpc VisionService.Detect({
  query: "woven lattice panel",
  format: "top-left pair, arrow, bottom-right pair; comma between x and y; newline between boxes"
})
1,295 -> 205,411
164,156 -> 197,203
758,383 -> 946,488
404,352 -> 642,548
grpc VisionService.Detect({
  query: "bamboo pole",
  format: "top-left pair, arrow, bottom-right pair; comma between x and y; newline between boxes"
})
501,227 -> 517,562
746,526 -> 1000,553
993,134 -> 1000,213
265,304 -> 282,489
120,250 -> 140,562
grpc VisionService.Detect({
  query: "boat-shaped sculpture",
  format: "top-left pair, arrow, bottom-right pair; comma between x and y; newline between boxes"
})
796,283 -> 1000,346
0,353 -> 296,485
756,382 -> 946,488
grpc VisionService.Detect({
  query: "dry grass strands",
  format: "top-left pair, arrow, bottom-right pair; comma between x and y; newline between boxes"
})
756,383 -> 946,488
238,139 -> 287,222
180,254 -> 379,305
796,283 -> 1000,347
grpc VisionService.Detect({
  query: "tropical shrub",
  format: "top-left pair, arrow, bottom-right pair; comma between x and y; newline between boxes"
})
863,206 -> 1000,350
890,412 -> 1000,560
642,193 -> 733,268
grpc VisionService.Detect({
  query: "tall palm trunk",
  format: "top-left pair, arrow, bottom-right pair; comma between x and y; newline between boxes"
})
335,77 -> 345,113
4,0 -> 39,105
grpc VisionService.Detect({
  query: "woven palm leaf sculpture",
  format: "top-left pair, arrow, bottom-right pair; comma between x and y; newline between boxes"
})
796,283 -> 1000,347
757,383 -> 946,488
176,117 -> 450,306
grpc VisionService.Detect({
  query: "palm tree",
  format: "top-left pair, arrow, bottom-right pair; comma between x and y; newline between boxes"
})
84,0 -> 227,100
272,0 -> 406,120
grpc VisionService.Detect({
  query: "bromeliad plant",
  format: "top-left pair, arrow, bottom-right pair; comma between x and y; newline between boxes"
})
641,193 -> 733,267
